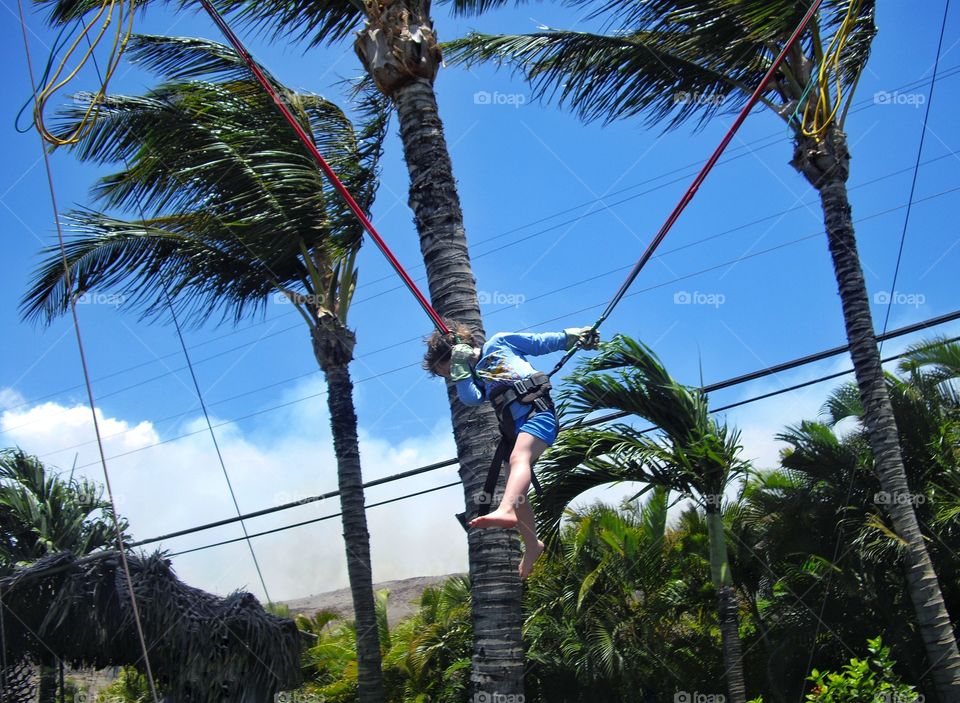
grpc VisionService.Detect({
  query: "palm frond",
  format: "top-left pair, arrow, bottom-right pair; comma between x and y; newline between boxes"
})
820,380 -> 862,425
29,38 -> 383,329
228,0 -> 366,48
124,34 -> 267,83
443,29 -> 755,129
21,212 -> 289,326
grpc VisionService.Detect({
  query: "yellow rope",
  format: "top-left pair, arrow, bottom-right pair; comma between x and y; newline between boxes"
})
801,0 -> 863,140
32,0 -> 135,146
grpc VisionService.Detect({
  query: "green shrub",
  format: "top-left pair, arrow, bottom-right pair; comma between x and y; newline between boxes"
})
805,637 -> 920,702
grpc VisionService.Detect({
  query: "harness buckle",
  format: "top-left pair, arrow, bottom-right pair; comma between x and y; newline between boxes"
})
512,378 -> 530,396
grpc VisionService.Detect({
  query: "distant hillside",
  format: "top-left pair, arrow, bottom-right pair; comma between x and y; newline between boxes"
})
282,573 -> 464,626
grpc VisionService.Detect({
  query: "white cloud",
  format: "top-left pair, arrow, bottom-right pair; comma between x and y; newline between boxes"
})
0,388 -> 25,411
0,381 -> 464,603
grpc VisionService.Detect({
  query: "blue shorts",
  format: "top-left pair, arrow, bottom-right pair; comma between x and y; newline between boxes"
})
514,409 -> 559,446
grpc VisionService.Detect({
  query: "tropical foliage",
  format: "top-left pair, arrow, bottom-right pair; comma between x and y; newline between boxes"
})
277,338 -> 960,701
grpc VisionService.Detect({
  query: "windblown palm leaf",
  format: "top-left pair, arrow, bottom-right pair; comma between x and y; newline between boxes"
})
444,0 -> 876,132
21,35 -> 388,329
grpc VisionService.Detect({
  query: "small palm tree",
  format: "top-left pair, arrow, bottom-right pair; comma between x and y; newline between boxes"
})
383,575 -> 473,701
534,335 -> 750,701
20,35 -> 389,703
524,490 -> 713,702
0,448 -> 128,703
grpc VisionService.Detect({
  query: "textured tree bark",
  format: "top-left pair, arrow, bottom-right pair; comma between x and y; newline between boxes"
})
393,76 -> 526,699
794,126 -> 960,701
356,2 -> 526,696
706,504 -> 746,703
314,322 -> 386,703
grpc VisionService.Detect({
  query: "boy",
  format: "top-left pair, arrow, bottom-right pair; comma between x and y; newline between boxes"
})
424,322 -> 598,578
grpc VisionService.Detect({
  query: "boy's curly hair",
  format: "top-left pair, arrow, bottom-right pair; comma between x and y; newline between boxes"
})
422,319 -> 479,376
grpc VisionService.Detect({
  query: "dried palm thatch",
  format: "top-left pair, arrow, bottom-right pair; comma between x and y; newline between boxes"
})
0,550 -> 302,702
0,659 -> 34,703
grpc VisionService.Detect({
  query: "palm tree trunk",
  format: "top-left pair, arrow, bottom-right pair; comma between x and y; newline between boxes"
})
354,2 -> 525,693
705,503 -> 746,703
393,76 -> 525,698
795,127 -> 960,700
319,355 -> 386,703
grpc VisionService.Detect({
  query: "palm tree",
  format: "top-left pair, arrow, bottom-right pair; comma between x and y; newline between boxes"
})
20,36 -> 389,703
733,339 -> 960,698
523,490 -> 717,702
0,448 -> 128,703
37,0 -> 522,690
533,335 -> 750,701
382,575 -> 473,701
444,2 -> 960,696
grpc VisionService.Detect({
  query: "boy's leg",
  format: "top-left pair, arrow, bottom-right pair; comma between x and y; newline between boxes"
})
516,489 -> 544,579
469,432 -> 548,530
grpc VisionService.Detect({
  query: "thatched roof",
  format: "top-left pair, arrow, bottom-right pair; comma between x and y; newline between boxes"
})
0,551 -> 303,702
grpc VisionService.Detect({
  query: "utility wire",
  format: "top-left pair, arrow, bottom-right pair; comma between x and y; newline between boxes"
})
5,62 -> 960,418
163,332 -> 960,558
129,309 -> 960,550
12,317 -> 957,590
20,176 -> 960,455
879,0 -> 950,351
15,4 -> 160,700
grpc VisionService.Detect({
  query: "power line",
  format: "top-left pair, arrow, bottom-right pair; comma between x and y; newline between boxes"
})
879,0 -> 949,351
166,481 -> 464,557
6,64 -> 959,418
162,329 -> 960,558
38,181 -> 960,468
129,309 -> 960,550
19,166 -> 960,454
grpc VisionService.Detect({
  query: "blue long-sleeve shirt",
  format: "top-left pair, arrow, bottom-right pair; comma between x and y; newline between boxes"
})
455,331 -> 567,422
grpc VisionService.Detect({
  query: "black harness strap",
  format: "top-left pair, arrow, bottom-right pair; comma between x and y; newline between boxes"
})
475,373 -> 552,517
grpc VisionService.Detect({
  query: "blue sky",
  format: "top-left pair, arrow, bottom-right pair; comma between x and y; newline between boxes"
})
1,1 -> 959,601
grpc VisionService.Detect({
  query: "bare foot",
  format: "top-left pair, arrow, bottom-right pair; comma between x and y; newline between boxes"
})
519,540 -> 545,579
469,508 -> 518,529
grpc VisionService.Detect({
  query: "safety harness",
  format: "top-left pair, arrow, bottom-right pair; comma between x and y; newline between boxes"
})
455,372 -> 553,531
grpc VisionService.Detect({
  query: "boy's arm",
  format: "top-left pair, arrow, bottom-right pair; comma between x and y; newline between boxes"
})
491,331 -> 568,358
454,377 -> 485,405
